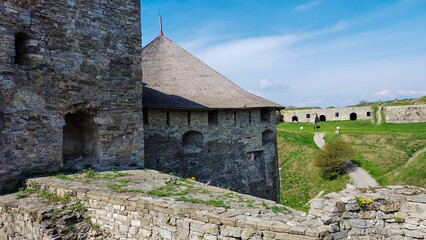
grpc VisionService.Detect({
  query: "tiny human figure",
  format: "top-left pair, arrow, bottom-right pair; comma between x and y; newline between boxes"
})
316,125 -> 320,130
313,125 -> 316,130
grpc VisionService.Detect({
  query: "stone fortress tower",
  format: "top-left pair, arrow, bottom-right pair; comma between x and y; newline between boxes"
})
0,0 -> 144,192
142,34 -> 282,202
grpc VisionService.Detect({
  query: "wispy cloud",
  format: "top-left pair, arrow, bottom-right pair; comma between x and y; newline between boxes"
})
294,1 -> 322,11
374,90 -> 393,98
260,79 -> 288,91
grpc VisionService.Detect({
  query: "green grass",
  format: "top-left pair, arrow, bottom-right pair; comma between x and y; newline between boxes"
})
277,120 -> 426,204
349,96 -> 426,107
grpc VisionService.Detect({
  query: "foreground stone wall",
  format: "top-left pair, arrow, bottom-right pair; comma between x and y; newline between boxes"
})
144,108 -> 280,202
0,175 -> 329,240
282,107 -> 373,123
0,0 -> 143,192
384,104 -> 426,123
309,185 -> 426,239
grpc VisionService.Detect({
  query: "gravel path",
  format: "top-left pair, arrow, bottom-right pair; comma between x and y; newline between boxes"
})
314,133 -> 378,189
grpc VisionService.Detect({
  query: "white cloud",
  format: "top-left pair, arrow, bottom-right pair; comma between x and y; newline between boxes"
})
294,1 -> 321,11
260,79 -> 288,90
397,90 -> 426,96
374,90 -> 392,98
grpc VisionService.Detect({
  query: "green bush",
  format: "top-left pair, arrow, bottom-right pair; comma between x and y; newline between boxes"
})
314,138 -> 352,179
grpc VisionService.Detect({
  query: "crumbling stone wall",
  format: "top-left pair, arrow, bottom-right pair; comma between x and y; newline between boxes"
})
0,0 -> 144,192
0,176 -> 329,240
282,107 -> 373,123
144,108 -> 280,202
309,186 -> 426,239
384,104 -> 426,123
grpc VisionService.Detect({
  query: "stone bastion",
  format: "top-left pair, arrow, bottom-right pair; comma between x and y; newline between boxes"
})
0,169 -> 425,240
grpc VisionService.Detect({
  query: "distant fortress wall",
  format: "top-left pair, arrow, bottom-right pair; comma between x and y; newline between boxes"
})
281,106 -> 373,123
384,104 -> 426,123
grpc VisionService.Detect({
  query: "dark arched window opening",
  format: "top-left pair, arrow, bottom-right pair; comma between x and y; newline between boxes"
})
319,115 -> 326,122
182,131 -> 203,153
350,112 -> 357,120
262,130 -> 275,145
15,32 -> 30,65
367,112 -> 371,117
292,116 -> 298,122
306,114 -> 310,118
63,111 -> 99,162
335,112 -> 339,117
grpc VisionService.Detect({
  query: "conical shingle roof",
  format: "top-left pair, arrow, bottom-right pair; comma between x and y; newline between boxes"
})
142,36 -> 282,109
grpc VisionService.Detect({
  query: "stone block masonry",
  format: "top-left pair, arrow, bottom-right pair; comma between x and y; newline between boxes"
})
144,108 -> 280,202
309,185 -> 426,239
0,170 -> 329,239
0,0 -> 144,192
384,104 -> 426,123
1,170 -> 425,239
282,107 -> 373,123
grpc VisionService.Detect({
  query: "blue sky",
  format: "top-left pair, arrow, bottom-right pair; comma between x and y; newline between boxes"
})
141,0 -> 426,108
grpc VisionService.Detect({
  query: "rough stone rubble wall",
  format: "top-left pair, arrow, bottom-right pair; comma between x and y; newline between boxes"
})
0,178 -> 329,240
384,104 -> 426,123
309,186 -> 426,239
0,0 -> 144,192
144,108 -> 280,202
281,107 -> 373,123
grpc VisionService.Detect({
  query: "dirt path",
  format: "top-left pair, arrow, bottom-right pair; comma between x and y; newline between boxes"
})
314,133 -> 378,188
313,133 -> 325,149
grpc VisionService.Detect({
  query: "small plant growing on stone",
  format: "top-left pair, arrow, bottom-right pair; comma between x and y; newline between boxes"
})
393,216 -> 404,223
262,201 -> 270,209
246,199 -> 257,208
355,195 -> 372,209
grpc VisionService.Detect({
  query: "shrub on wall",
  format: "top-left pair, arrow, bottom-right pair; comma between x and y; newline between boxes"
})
314,138 -> 352,179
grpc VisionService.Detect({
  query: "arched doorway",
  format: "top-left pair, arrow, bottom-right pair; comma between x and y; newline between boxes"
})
350,112 -> 357,120
292,116 -> 298,122
319,115 -> 326,122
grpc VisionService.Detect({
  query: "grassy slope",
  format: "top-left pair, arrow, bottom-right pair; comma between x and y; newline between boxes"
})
349,96 -> 426,107
277,121 -> 426,198
277,129 -> 349,211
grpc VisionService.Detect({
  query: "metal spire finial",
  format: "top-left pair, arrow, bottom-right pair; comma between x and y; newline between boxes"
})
159,11 -> 164,36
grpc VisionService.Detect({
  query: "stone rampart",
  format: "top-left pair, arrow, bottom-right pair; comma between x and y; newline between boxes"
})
1,171 -> 425,239
384,105 -> 426,123
282,107 -> 372,123
309,185 -> 426,239
0,172 -> 328,239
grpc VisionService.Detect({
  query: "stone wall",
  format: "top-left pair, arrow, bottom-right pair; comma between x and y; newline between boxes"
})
0,175 -> 329,240
282,107 -> 373,123
0,0 -> 144,192
384,105 -> 426,123
144,108 -> 280,202
309,185 -> 426,239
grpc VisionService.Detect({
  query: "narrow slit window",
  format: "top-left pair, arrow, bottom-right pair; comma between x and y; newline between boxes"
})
187,111 -> 191,125
15,32 -> 30,65
249,111 -> 252,124
233,111 -> 237,126
143,109 -> 148,125
166,111 -> 170,126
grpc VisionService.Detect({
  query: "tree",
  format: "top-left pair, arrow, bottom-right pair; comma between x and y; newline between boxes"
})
314,138 -> 352,179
